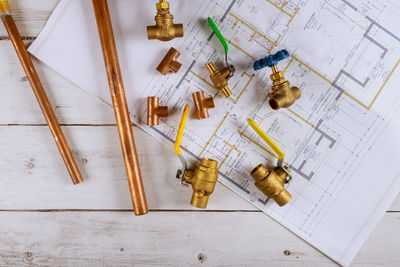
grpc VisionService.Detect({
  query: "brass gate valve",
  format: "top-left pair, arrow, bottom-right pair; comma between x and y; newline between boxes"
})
174,105 -> 219,208
247,118 -> 292,206
147,0 -> 184,41
192,91 -> 215,119
156,47 -> 182,75
254,50 -> 301,110
147,96 -> 168,126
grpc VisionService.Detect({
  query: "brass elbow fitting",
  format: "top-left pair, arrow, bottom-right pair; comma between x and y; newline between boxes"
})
156,47 -> 182,75
268,66 -> 301,110
206,62 -> 232,97
183,158 -> 219,209
147,96 -> 168,126
147,0 -> 184,41
192,91 -> 215,120
250,164 -> 292,206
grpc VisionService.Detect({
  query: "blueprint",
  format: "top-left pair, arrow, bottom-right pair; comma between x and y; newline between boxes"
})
29,0 -> 400,265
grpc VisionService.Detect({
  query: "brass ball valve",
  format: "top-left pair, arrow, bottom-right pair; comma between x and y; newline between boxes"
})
174,105 -> 219,209
247,119 -> 292,206
254,50 -> 301,110
147,0 -> 184,41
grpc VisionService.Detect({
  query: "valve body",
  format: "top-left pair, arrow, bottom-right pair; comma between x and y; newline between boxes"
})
206,62 -> 232,97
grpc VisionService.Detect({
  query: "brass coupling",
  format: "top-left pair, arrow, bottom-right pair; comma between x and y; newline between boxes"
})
192,91 -> 215,119
182,158 -> 219,209
147,0 -> 184,41
156,47 -> 182,75
268,66 -> 301,110
147,96 -> 168,126
250,164 -> 292,206
206,62 -> 232,97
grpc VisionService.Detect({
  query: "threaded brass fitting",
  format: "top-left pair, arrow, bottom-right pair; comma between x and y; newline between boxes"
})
268,66 -> 301,110
250,164 -> 291,206
206,62 -> 232,97
147,0 -> 184,41
183,158 -> 219,209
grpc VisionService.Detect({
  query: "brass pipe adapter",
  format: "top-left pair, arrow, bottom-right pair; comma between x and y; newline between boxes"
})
182,158 -> 219,209
156,47 -> 182,75
206,62 -> 232,97
192,91 -> 215,119
251,164 -> 292,206
147,96 -> 168,126
147,0 -> 184,41
254,50 -> 301,110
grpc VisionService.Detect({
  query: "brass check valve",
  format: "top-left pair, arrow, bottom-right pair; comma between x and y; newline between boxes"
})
206,62 -> 232,97
192,91 -> 215,119
147,0 -> 184,41
175,105 -> 219,208
156,47 -> 182,75
147,96 -> 168,126
247,119 -> 292,206
254,50 -> 301,110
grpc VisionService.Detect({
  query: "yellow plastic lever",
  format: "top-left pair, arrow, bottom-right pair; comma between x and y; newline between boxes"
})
0,0 -> 10,15
175,104 -> 190,156
247,118 -> 285,160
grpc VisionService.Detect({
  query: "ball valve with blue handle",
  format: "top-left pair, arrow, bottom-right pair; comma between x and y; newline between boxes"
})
253,50 -> 301,110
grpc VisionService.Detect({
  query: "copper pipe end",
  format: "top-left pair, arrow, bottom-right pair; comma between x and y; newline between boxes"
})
156,47 -> 182,75
147,96 -> 168,126
192,91 -> 215,120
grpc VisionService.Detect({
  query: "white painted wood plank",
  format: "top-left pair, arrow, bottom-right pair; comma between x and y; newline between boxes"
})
0,125 -> 254,210
0,0 -> 58,37
0,211 -> 398,266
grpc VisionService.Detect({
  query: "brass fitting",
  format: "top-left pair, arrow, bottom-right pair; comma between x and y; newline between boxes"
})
250,164 -> 292,206
206,62 -> 232,97
268,66 -> 301,110
183,158 -> 219,209
147,96 -> 168,126
192,91 -> 215,120
147,0 -> 184,41
156,47 -> 182,75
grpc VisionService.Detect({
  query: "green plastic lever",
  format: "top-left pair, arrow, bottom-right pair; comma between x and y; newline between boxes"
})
207,17 -> 229,54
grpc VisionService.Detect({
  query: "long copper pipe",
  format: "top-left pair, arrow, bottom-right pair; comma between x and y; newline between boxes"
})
1,4 -> 83,185
92,0 -> 148,215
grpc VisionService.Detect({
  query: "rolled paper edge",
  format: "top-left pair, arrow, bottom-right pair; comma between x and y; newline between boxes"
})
0,0 -> 10,16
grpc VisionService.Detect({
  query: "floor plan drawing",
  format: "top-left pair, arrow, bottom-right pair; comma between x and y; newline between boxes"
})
29,0 -> 400,265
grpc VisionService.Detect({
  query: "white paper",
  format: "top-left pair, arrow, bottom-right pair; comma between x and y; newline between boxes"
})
29,0 -> 400,265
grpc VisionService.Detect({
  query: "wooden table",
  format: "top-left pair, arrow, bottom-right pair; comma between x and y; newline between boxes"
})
0,1 -> 399,266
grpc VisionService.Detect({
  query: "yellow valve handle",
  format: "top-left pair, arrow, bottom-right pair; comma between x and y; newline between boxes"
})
175,104 -> 190,156
247,118 -> 285,160
0,0 -> 10,16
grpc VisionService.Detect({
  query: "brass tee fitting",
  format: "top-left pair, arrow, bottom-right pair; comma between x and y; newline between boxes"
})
147,96 -> 168,126
156,47 -> 182,75
147,0 -> 184,41
192,91 -> 215,120
250,164 -> 292,206
183,158 -> 219,209
268,66 -> 301,110
206,62 -> 232,97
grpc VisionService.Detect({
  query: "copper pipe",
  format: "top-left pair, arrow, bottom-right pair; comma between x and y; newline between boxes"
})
92,0 -> 148,215
1,12 -> 83,185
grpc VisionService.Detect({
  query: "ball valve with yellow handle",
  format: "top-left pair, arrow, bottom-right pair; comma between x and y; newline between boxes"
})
254,50 -> 301,110
247,118 -> 292,206
147,0 -> 184,41
206,17 -> 235,98
175,105 -> 219,209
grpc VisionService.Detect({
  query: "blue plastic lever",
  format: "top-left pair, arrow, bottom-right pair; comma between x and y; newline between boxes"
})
253,49 -> 290,70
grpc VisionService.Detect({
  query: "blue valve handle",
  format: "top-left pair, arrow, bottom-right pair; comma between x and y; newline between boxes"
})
253,49 -> 290,70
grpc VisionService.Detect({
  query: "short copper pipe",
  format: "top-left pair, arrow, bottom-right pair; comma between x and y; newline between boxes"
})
192,91 -> 215,119
1,13 -> 83,185
156,47 -> 182,75
147,97 -> 168,126
93,0 -> 148,215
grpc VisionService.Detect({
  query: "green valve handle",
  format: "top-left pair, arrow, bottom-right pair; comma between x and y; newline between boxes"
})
208,17 -> 229,54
